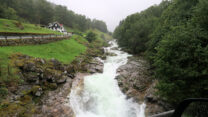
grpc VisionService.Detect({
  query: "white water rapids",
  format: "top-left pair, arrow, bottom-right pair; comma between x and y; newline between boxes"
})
69,41 -> 146,117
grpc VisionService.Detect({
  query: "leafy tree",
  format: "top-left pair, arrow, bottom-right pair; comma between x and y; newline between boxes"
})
146,0 -> 198,62
114,0 -> 208,106
92,19 -> 108,33
154,24 -> 208,105
114,1 -> 170,54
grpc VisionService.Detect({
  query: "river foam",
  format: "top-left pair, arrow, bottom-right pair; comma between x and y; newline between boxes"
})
69,41 -> 145,117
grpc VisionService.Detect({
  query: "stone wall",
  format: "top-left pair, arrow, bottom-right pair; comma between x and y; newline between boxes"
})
0,35 -> 71,46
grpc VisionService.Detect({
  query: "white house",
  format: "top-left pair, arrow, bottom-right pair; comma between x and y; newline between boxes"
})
48,22 -> 67,34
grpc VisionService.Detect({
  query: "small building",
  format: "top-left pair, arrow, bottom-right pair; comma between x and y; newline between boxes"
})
48,22 -> 67,33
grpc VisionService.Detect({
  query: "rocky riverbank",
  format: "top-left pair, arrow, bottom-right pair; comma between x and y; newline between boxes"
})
0,38 -> 106,117
35,57 -> 104,117
116,56 -> 172,116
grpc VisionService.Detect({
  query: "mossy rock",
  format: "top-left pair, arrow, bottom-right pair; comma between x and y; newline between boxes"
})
0,87 -> 8,100
30,85 -> 43,96
47,83 -> 58,90
0,102 -> 35,117
15,60 -> 25,68
20,95 -> 32,104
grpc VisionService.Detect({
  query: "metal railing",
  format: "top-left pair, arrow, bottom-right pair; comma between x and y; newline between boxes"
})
148,110 -> 174,117
0,33 -> 73,46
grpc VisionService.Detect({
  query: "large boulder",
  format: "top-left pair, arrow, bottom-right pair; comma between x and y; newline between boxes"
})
31,85 -> 43,97
116,56 -> 170,115
23,62 -> 36,72
85,58 -> 104,74
24,72 -> 39,83
50,58 -> 62,70
56,76 -> 67,84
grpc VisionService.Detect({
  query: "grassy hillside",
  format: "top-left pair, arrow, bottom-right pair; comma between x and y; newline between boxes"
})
0,18 -> 62,35
0,36 -> 86,65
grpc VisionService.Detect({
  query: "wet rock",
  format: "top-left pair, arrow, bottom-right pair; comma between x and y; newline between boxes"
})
67,74 -> 75,79
116,56 -> 170,115
23,62 -> 36,72
105,52 -> 117,56
35,90 -> 43,97
111,47 -> 119,50
50,58 -> 62,69
95,65 -> 103,73
24,72 -> 39,82
48,83 -> 58,90
56,76 -> 67,84
31,86 -> 43,97
100,55 -> 107,60
46,74 -> 56,83
144,82 -> 158,103
15,60 -> 24,68
85,58 -> 104,74
8,86 -> 18,93
40,59 -> 45,64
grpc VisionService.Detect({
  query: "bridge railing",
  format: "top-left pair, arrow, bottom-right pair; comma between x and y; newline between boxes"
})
148,110 -> 174,117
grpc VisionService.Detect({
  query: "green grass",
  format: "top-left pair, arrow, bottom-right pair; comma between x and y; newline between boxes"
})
0,36 -> 86,64
0,18 -> 62,35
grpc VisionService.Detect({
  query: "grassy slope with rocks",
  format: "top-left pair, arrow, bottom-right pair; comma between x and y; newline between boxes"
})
0,27 -> 112,116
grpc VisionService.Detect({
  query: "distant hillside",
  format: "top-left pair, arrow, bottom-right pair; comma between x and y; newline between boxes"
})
0,0 -> 108,33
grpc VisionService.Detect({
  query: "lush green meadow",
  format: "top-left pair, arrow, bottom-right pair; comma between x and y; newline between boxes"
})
0,36 -> 86,65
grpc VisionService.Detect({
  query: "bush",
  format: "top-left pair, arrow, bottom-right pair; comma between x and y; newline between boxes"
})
0,87 -> 8,100
86,31 -> 97,43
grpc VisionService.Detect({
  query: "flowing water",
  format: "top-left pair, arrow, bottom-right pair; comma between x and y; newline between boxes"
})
69,41 -> 146,117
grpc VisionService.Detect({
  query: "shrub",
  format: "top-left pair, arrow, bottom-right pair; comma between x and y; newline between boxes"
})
86,31 -> 97,43
0,87 -> 8,100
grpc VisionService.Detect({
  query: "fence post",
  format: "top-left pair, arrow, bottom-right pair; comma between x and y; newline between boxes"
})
8,65 -> 11,76
0,65 -> 1,77
5,36 -> 8,46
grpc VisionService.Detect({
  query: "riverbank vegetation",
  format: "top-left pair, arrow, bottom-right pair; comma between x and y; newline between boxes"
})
114,0 -> 208,106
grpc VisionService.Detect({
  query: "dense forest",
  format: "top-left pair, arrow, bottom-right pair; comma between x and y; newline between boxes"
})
114,0 -> 208,106
0,0 -> 108,32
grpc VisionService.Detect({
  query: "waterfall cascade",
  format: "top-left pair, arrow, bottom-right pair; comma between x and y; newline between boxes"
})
69,41 -> 146,117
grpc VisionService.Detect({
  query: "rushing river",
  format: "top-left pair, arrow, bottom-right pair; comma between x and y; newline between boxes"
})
69,41 -> 145,117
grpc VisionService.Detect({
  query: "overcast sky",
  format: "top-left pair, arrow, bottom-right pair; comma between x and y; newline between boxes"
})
47,0 -> 162,32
